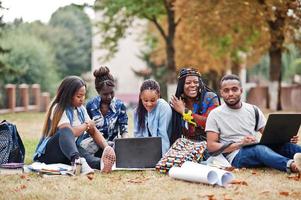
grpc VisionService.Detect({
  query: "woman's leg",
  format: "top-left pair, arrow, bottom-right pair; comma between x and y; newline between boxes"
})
77,145 -> 101,169
37,127 -> 80,165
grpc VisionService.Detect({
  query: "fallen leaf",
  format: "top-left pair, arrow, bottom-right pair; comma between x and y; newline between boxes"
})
287,173 -> 301,181
20,174 -> 27,179
224,167 -> 235,172
128,177 -> 149,184
20,185 -> 27,189
230,179 -> 248,186
279,191 -> 289,196
206,194 -> 216,200
87,174 -> 94,180
259,190 -> 271,195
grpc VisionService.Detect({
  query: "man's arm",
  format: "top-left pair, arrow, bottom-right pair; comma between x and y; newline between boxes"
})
207,131 -> 242,154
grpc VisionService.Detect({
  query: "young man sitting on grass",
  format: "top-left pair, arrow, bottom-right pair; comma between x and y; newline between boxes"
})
206,74 -> 301,173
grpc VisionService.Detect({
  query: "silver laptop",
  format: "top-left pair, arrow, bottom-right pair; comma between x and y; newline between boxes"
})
113,137 -> 162,170
243,113 -> 301,147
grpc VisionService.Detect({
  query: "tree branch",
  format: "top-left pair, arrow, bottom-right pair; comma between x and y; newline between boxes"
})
146,14 -> 167,41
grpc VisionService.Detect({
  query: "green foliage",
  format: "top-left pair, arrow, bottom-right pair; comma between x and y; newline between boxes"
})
24,138 -> 39,164
249,44 -> 301,83
49,4 -> 92,76
282,45 -> 301,81
94,0 -> 166,61
0,27 -> 59,93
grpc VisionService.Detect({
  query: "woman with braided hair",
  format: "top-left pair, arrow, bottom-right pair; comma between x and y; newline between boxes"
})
79,66 -> 128,156
134,79 -> 171,154
170,68 -> 220,149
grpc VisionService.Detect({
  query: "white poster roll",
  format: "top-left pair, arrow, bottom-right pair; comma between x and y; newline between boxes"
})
169,166 -> 218,185
181,161 -> 234,187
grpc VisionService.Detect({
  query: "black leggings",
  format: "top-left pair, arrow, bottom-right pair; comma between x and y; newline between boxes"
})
36,127 -> 101,169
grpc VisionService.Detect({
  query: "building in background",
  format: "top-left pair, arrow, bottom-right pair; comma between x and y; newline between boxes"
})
92,14 -> 146,107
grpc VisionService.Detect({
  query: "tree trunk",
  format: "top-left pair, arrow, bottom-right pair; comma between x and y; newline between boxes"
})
258,0 -> 286,111
164,0 -> 177,83
268,22 -> 284,111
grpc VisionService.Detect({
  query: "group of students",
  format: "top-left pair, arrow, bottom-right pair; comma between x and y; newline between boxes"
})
33,66 -> 301,176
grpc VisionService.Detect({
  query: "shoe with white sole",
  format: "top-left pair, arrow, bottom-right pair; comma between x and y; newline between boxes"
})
100,146 -> 116,173
80,157 -> 94,175
294,153 -> 301,172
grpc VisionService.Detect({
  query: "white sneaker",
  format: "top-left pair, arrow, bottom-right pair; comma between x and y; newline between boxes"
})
72,158 -> 82,176
294,153 -> 301,172
80,157 -> 94,175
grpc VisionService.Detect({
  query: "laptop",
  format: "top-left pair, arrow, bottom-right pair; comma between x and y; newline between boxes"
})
113,137 -> 162,170
244,113 -> 301,146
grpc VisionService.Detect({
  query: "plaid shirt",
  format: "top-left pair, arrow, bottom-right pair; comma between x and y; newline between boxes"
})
86,96 -> 128,141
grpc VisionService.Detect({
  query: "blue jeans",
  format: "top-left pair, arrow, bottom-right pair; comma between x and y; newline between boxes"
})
232,143 -> 301,172
37,127 -> 80,165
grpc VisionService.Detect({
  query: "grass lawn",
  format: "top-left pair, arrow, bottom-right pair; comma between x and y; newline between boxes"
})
0,111 -> 301,200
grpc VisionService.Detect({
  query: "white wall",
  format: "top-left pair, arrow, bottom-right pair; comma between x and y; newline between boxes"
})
92,13 -> 146,103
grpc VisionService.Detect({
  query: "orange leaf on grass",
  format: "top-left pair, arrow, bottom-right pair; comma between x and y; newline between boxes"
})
230,179 -> 248,186
87,174 -> 94,180
206,194 -> 217,200
279,191 -> 289,196
287,173 -> 301,181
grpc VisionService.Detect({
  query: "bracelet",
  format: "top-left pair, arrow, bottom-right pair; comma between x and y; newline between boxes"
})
84,122 -> 90,131
182,108 -> 197,126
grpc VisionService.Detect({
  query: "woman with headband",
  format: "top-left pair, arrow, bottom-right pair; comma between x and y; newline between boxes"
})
169,68 -> 220,149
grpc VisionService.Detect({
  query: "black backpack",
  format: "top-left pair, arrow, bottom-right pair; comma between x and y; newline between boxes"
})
0,120 -> 25,164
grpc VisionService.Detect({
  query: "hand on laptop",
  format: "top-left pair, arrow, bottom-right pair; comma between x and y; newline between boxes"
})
241,135 -> 257,145
290,135 -> 299,144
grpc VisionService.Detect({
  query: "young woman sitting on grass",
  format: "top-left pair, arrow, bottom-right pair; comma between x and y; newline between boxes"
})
33,76 -> 115,175
133,79 -> 171,154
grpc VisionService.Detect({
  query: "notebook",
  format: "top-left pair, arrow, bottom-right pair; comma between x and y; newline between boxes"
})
113,137 -> 162,170
243,113 -> 301,146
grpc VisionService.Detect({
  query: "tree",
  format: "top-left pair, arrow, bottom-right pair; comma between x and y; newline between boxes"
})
257,0 -> 301,110
94,0 -> 179,83
49,4 -> 92,77
0,24 -> 59,94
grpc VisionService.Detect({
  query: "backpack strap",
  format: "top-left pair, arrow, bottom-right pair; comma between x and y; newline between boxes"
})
253,105 -> 259,131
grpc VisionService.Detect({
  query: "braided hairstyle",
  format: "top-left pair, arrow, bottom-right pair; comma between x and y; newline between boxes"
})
94,66 -> 115,94
170,67 -> 209,144
136,79 -> 160,132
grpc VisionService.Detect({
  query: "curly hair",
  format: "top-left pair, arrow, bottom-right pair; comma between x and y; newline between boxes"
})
93,66 -> 115,93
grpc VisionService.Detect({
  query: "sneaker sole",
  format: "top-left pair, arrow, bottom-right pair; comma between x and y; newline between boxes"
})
101,146 -> 116,173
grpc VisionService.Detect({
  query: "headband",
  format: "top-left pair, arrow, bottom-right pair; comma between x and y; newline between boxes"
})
178,68 -> 201,79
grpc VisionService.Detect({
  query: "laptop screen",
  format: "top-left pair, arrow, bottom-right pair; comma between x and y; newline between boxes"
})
260,113 -> 301,145
115,137 -> 162,168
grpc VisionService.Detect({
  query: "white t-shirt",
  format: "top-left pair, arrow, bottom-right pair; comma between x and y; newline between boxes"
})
51,104 -> 91,128
205,102 -> 266,164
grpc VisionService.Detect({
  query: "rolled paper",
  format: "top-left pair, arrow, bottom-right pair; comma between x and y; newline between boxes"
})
181,161 -> 234,187
169,165 -> 218,185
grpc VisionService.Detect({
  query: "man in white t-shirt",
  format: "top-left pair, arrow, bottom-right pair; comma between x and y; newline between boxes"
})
206,74 -> 301,173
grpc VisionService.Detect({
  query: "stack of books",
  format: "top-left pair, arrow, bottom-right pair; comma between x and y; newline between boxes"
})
0,163 -> 24,174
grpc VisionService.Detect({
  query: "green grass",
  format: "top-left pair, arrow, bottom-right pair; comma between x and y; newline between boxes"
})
1,111 -> 301,200
23,138 -> 39,164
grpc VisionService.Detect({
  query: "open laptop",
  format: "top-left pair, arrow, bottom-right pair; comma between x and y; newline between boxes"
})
244,113 -> 301,146
113,137 -> 162,170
